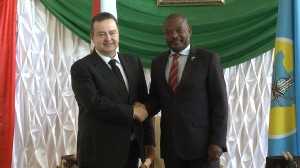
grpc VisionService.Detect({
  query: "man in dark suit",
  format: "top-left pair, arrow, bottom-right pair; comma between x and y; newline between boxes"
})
136,13 -> 228,168
71,12 -> 155,168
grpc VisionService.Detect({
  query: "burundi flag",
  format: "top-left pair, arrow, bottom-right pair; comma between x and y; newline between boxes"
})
268,0 -> 300,156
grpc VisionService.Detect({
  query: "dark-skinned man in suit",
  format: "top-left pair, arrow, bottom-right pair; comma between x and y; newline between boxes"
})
71,12 -> 155,168
135,13 -> 228,168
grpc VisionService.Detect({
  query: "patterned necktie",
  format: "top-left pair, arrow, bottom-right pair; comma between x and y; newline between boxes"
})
168,53 -> 181,94
109,59 -> 128,96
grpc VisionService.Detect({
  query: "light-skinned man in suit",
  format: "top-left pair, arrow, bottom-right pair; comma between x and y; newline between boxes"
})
135,13 -> 228,168
71,12 -> 155,168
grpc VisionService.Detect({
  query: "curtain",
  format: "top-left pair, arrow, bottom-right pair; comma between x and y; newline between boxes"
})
223,49 -> 273,167
38,0 -> 91,43
13,0 -> 90,167
38,0 -> 278,69
0,0 -> 17,167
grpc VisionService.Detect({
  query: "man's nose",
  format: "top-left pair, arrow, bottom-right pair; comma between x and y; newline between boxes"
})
170,31 -> 179,38
104,34 -> 112,40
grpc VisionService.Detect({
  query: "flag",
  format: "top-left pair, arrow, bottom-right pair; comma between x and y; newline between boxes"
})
268,0 -> 300,156
92,0 -> 117,18
0,0 -> 17,167
92,0 -> 101,17
294,0 -> 300,155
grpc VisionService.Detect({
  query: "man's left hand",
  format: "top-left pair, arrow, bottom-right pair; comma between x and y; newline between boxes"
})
139,164 -> 148,168
145,145 -> 154,157
208,144 -> 222,164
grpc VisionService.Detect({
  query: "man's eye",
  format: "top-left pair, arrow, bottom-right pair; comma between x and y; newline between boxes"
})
164,31 -> 171,35
177,29 -> 184,33
110,32 -> 116,35
98,33 -> 106,36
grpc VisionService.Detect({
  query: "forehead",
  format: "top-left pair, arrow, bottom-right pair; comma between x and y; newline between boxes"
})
93,19 -> 118,31
163,17 -> 187,29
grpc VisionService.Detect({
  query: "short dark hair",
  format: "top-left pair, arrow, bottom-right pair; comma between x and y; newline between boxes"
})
90,12 -> 118,34
163,13 -> 189,27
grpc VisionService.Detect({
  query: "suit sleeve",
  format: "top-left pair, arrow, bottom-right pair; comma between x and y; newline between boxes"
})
145,58 -> 161,118
136,57 -> 156,145
208,53 -> 228,152
71,60 -> 133,125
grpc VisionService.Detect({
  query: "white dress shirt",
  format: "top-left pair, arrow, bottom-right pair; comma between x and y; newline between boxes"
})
95,50 -> 129,92
165,44 -> 190,83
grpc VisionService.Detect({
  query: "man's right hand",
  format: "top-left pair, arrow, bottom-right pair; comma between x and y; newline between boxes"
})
133,106 -> 148,122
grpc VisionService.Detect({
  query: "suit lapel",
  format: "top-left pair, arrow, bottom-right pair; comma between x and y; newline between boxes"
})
176,45 -> 199,95
119,53 -> 132,102
90,51 -> 128,102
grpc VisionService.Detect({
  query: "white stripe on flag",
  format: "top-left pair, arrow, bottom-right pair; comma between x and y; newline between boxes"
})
101,0 -> 117,19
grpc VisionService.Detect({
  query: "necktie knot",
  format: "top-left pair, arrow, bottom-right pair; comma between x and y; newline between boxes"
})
172,53 -> 181,60
109,59 -> 117,66
109,59 -> 120,77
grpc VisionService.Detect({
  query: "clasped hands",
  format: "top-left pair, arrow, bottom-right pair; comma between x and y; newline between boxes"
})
133,102 -> 147,122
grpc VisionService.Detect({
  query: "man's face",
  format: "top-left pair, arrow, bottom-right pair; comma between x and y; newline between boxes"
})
163,17 -> 192,53
90,19 -> 119,58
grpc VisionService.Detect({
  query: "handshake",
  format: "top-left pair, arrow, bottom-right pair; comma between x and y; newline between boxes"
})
133,102 -> 148,122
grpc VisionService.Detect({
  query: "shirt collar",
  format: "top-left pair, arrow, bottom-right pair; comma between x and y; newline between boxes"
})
170,44 -> 190,57
95,49 -> 120,64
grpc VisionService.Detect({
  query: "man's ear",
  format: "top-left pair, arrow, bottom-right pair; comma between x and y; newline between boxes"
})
188,27 -> 192,36
90,33 -> 94,43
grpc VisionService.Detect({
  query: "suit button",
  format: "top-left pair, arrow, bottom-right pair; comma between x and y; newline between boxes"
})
127,127 -> 131,130
173,101 -> 176,104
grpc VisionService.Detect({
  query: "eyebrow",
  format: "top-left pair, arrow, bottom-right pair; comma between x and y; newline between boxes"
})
96,30 -> 117,33
164,26 -> 184,29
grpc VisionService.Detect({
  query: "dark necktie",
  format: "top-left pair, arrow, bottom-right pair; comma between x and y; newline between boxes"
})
109,59 -> 128,97
168,53 -> 181,94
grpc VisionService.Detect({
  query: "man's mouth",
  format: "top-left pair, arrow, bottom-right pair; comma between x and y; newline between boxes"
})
104,43 -> 113,46
171,40 -> 180,44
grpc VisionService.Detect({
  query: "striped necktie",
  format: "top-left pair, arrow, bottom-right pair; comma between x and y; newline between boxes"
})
168,53 -> 181,94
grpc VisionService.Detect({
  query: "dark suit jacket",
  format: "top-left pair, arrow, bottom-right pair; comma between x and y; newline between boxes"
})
71,51 -> 155,167
145,45 -> 228,160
